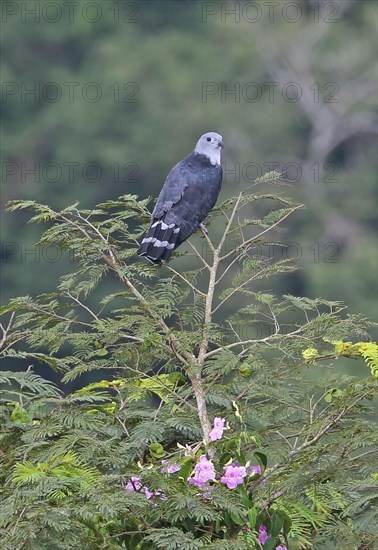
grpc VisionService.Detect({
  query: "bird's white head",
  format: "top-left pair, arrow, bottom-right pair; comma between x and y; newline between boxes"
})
194,132 -> 224,165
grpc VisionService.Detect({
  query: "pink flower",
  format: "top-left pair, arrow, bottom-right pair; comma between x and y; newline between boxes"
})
161,460 -> 180,474
188,477 -> 205,488
188,454 -> 216,487
249,465 -> 262,476
143,487 -> 154,499
258,524 -> 287,548
258,524 -> 268,544
124,476 -> 142,492
124,476 -> 166,500
220,464 -> 247,489
209,417 -> 225,441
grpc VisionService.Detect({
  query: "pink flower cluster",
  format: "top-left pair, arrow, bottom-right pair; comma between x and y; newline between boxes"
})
161,460 -> 180,474
258,524 -> 287,549
124,458 -> 180,500
220,464 -> 247,489
209,417 -> 226,441
188,454 -> 216,487
126,419 -> 260,500
124,476 -> 157,499
187,454 -> 247,490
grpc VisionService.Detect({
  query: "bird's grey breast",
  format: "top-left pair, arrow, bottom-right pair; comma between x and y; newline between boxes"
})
152,153 -> 222,222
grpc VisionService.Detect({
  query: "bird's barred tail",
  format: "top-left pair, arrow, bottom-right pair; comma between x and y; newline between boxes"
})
138,220 -> 180,264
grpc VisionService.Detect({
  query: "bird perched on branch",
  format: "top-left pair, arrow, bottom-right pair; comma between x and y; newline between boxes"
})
138,132 -> 223,264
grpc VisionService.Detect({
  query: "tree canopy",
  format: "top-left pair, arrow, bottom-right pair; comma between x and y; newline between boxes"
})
1,177 -> 377,549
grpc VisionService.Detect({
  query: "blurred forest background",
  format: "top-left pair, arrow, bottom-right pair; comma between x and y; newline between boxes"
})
1,0 -> 377,326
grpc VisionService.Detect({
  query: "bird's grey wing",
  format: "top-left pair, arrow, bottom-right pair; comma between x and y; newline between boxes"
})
139,155 -> 222,264
165,162 -> 222,243
152,160 -> 189,219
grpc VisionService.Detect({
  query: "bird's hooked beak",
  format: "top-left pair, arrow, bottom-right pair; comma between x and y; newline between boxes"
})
218,140 -> 224,148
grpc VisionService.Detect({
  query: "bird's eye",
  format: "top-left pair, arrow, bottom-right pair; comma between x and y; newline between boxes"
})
206,137 -> 211,142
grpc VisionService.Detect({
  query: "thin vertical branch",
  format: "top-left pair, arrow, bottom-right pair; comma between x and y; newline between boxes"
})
189,194 -> 243,443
